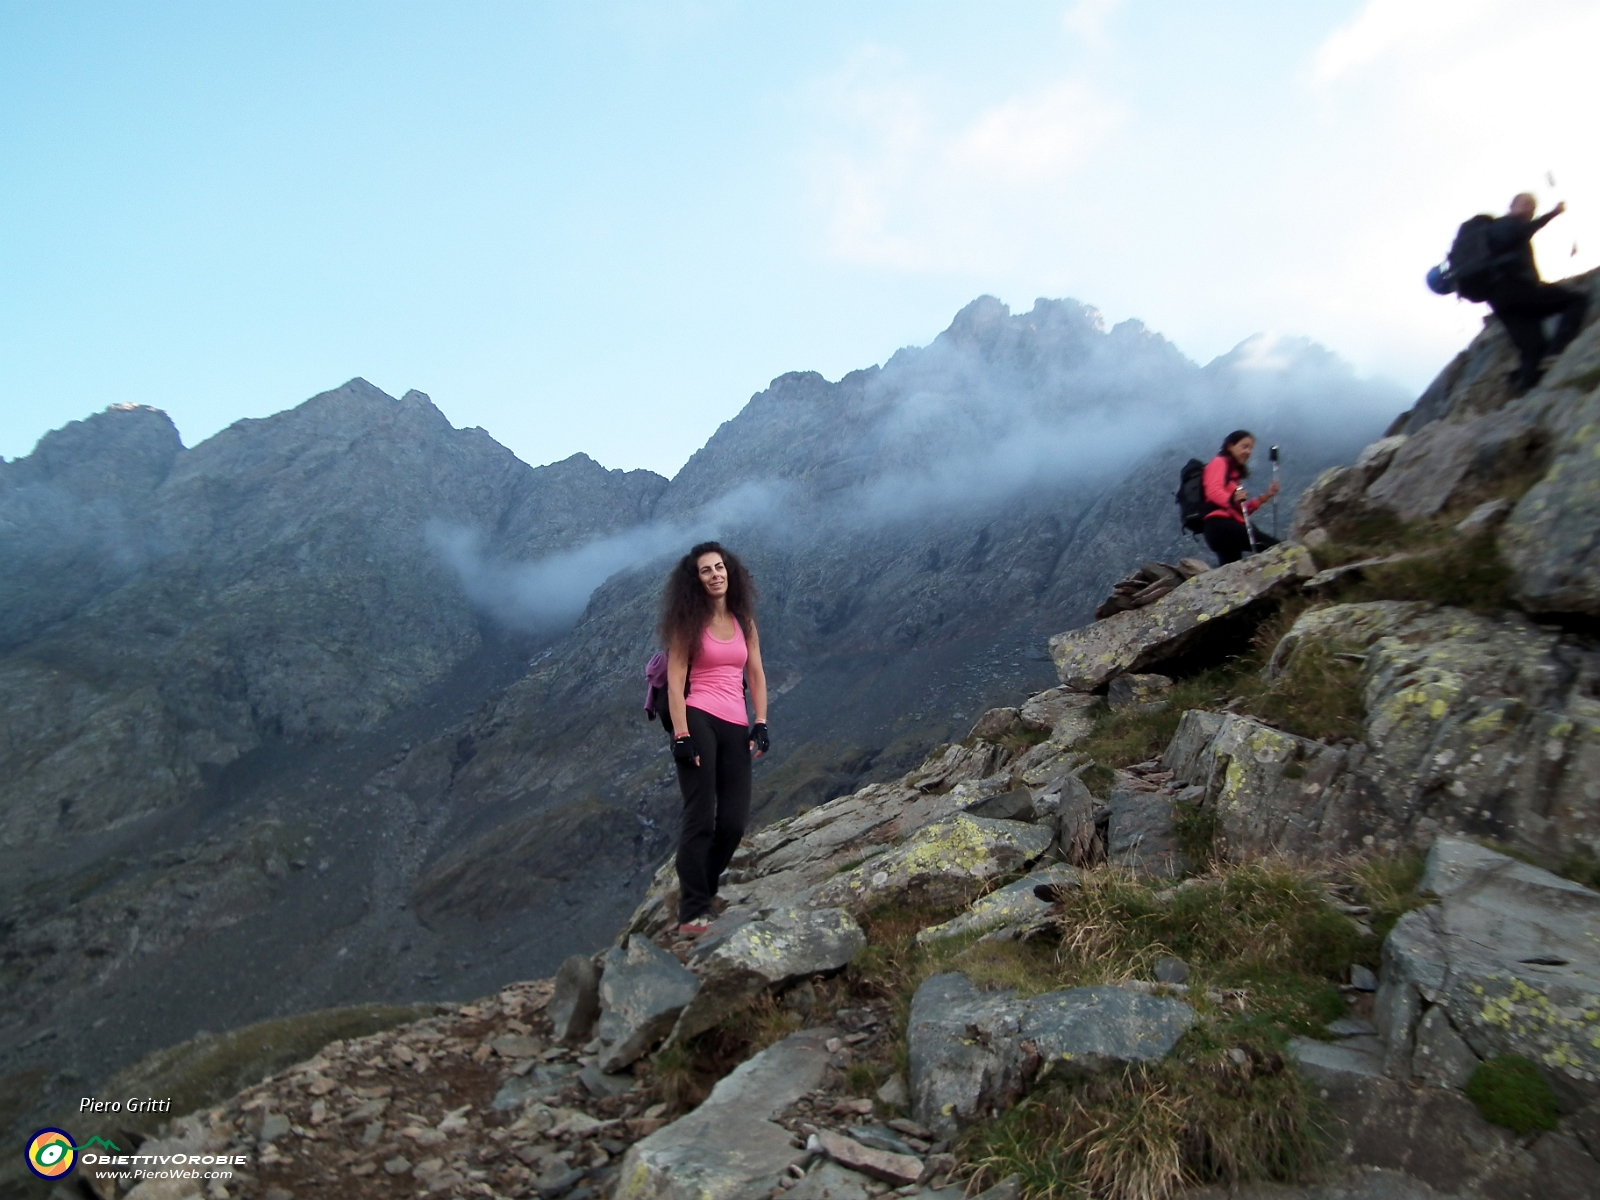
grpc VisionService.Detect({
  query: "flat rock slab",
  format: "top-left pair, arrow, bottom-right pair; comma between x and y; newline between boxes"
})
671,905 -> 865,1043
908,972 -> 1194,1135
1376,836 -> 1600,1094
1018,688 -> 1102,739
814,1128 -> 924,1185
915,866 -> 1078,945
596,935 -> 701,1073
809,815 -> 1053,913
615,1028 -> 835,1200
1048,543 -> 1314,691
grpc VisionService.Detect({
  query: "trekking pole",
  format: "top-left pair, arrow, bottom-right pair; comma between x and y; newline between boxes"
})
1269,445 -> 1280,540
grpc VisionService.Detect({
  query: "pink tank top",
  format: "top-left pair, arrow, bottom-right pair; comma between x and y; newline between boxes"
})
687,621 -> 749,727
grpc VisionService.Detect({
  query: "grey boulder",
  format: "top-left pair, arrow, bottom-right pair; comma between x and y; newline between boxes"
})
908,972 -> 1194,1135
914,866 -> 1079,945
1375,836 -> 1600,1095
671,906 -> 865,1043
596,935 -> 701,1073
809,815 -> 1053,913
548,954 -> 601,1044
1048,543 -> 1314,692
614,1028 -> 835,1200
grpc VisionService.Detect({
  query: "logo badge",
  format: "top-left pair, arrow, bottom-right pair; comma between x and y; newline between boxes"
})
27,1128 -> 76,1178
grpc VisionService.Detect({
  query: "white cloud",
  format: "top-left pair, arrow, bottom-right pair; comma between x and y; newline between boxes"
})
1310,0 -> 1500,82
810,60 -> 1122,271
1061,0 -> 1124,43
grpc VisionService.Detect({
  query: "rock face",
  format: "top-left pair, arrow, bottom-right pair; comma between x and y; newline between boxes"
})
0,297 -> 1402,1137
1376,836 -> 1600,1095
809,815 -> 1054,912
1162,710 -> 1359,857
1163,601 -> 1600,862
914,866 -> 1079,945
1048,544 -> 1316,691
907,972 -> 1194,1135
615,1028 -> 835,1200
1296,267 -> 1600,620
672,906 -> 865,1043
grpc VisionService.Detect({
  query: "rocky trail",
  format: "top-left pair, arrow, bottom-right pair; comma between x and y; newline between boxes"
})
17,275 -> 1600,1200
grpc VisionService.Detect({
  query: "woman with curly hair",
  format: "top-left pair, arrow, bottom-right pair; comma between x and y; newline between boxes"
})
659,541 -> 769,936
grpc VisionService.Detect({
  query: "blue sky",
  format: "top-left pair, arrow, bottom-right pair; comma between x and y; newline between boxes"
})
3,1 -> 1596,476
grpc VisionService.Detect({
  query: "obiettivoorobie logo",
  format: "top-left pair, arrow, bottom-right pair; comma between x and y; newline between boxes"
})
26,1128 -> 121,1179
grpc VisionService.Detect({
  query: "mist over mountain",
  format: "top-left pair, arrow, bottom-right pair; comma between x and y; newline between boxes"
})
0,295 -> 1405,1148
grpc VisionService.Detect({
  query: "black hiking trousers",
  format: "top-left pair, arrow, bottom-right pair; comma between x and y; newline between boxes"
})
674,707 -> 752,925
1482,279 -> 1588,389
1203,515 -> 1278,566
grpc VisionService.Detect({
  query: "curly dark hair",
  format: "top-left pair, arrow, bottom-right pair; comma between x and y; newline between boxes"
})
658,541 -> 757,654
1220,429 -> 1255,479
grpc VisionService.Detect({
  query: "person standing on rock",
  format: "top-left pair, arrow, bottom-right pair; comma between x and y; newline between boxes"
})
1478,194 -> 1587,393
1202,431 -> 1279,566
660,541 -> 769,937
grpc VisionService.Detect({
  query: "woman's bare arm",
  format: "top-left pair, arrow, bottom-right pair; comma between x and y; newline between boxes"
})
746,622 -> 768,756
667,636 -> 692,741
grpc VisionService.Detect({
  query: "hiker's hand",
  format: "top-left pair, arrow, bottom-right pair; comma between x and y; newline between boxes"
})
750,722 -> 769,758
672,735 -> 699,767
1552,201 -> 1567,216
1263,480 -> 1281,500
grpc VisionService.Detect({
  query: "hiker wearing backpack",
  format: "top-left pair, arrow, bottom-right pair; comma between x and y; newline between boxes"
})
658,541 -> 768,937
1434,195 -> 1587,392
1200,431 -> 1279,565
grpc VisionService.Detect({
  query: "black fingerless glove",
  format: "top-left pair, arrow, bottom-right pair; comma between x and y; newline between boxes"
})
750,722 -> 770,754
672,735 -> 697,765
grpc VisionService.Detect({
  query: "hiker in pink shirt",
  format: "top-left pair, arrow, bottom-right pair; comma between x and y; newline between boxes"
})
659,542 -> 769,936
1201,430 -> 1280,565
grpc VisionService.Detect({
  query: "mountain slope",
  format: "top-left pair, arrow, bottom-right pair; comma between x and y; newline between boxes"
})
0,299 -> 1404,1151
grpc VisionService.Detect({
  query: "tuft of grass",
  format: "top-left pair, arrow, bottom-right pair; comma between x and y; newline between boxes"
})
1248,642 -> 1366,743
962,1047 -> 1320,1200
1171,804 -> 1222,871
1075,670 -> 1235,796
645,993 -> 803,1114
1351,853 -> 1429,942
1051,864 -> 1368,993
1466,1055 -> 1560,1135
844,1061 -> 881,1097
1559,853 -> 1600,891
1345,533 -> 1514,613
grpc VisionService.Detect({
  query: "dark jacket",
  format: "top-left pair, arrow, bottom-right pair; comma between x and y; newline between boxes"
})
1486,211 -> 1560,285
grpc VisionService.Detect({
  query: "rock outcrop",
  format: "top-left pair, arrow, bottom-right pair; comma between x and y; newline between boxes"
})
1048,544 -> 1316,691
1376,836 -> 1600,1094
908,972 -> 1195,1135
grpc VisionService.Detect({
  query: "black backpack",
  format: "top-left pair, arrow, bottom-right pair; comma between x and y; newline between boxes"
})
1176,458 -> 1207,534
1447,215 -> 1501,301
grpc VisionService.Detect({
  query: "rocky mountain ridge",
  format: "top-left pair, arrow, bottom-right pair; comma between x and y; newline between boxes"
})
3,295 -> 1402,1177
11,268 -> 1600,1199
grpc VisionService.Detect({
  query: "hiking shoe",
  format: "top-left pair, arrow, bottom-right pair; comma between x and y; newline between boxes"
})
678,919 -> 713,936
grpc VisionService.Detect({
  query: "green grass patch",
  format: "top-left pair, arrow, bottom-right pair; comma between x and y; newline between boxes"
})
1075,670 -> 1235,796
1466,1055 -> 1560,1135
1171,804 -> 1221,871
1344,533 -> 1514,613
1351,853 -> 1430,943
840,864 -> 1389,1200
1051,864 -> 1369,988
1247,641 -> 1366,743
1559,853 -> 1600,890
